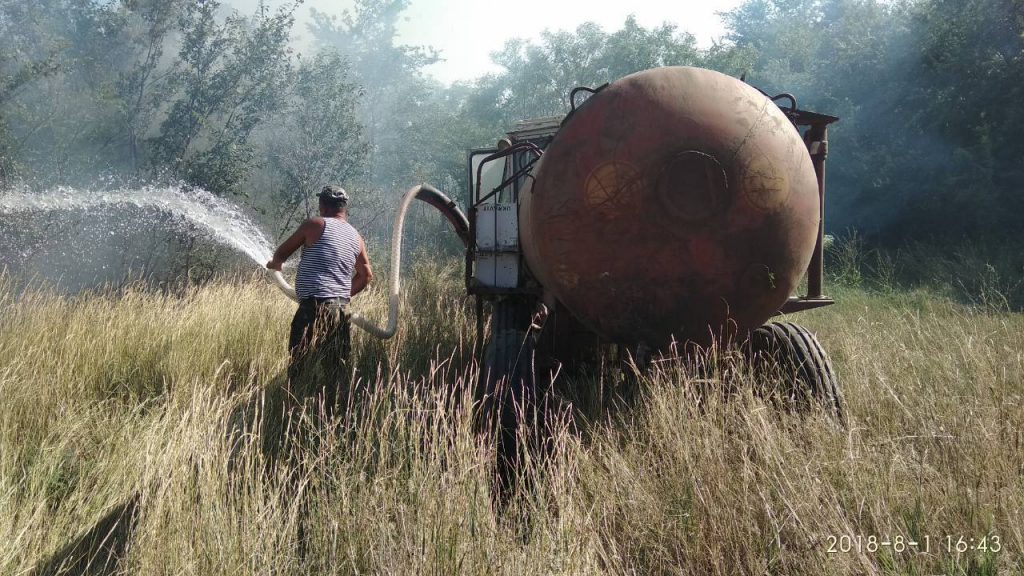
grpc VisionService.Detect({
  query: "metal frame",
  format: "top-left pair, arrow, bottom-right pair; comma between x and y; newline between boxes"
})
465,143 -> 544,299
465,147 -> 498,298
778,108 -> 839,315
474,143 -> 542,205
466,137 -> 553,348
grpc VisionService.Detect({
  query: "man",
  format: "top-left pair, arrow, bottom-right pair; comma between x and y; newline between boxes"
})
266,185 -> 373,417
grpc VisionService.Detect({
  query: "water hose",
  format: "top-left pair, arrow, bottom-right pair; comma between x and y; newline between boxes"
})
269,184 -> 469,340
270,269 -> 297,301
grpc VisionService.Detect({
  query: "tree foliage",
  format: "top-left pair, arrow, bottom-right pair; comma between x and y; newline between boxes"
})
476,16 -> 703,122
262,51 -> 367,232
148,1 -> 297,194
0,0 -> 314,199
1,0 -> 1019,246
308,0 -> 443,191
722,0 -> 1024,238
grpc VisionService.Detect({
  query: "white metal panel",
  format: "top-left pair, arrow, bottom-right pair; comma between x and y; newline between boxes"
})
476,204 -> 496,250
475,253 -> 519,288
494,253 -> 519,288
475,203 -> 518,251
496,204 -> 518,250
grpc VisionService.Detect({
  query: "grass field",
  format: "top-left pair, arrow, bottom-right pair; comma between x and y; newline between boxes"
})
1,259 -> 1022,575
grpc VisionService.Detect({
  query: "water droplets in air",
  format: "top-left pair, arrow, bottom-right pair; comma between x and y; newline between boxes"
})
0,183 -> 276,266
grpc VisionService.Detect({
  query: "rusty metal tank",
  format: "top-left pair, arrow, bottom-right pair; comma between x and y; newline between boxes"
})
519,66 -> 821,347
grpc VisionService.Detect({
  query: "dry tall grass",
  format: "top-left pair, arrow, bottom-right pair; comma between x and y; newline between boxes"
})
1,261 -> 1021,575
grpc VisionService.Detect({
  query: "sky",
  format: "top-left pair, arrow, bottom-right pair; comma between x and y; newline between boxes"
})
233,0 -> 745,84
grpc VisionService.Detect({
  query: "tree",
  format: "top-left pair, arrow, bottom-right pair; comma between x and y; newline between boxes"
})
261,51 -> 368,234
720,0 -> 1024,239
907,0 -> 1024,234
114,0 -> 185,174
0,0 -> 133,182
0,40 -> 60,182
308,0 -> 442,192
475,16 -> 704,125
149,0 -> 297,195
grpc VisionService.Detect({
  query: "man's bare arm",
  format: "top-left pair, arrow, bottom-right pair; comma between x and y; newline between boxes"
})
350,237 -> 373,296
266,219 -> 318,270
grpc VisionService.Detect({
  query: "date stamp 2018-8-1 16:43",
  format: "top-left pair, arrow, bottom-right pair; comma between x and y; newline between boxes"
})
826,533 -> 1002,555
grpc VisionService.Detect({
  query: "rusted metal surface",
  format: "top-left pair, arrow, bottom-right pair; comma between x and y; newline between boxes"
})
520,66 -> 823,347
773,108 -> 837,305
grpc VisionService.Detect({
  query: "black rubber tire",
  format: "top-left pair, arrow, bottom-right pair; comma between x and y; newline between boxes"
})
745,321 -> 845,423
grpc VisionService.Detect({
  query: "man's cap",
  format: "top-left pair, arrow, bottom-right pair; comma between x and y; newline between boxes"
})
317,185 -> 349,204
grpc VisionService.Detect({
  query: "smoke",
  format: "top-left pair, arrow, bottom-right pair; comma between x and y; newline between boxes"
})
4,0 -> 1019,295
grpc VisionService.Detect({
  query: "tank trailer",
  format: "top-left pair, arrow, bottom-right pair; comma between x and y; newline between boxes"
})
464,66 -> 842,423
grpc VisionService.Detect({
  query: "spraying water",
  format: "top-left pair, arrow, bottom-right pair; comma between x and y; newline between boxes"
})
0,183 -> 277,266
2,181 -> 470,340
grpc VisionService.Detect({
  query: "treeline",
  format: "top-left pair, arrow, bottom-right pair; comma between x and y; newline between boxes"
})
0,0 -> 365,234
1,0 -> 1021,246
723,0 -> 1024,240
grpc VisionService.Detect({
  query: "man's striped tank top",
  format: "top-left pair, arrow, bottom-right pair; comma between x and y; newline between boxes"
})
294,218 -> 362,301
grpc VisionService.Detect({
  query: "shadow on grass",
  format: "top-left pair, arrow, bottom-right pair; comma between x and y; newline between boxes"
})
29,366 -> 315,575
30,494 -> 141,576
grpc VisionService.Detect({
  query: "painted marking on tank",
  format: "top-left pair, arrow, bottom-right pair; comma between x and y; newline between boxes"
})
583,161 -> 643,218
742,152 -> 792,212
555,264 -> 580,290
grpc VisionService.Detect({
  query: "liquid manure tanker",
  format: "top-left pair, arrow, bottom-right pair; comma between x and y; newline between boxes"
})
456,66 -> 843,422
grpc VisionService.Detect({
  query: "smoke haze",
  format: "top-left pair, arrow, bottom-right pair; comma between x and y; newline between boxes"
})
1,0 -> 1021,291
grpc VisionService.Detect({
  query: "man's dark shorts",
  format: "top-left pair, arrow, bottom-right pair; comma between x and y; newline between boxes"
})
287,297 -> 351,417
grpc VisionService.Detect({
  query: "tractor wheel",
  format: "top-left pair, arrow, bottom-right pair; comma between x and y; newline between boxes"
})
478,298 -> 537,498
745,321 -> 845,423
